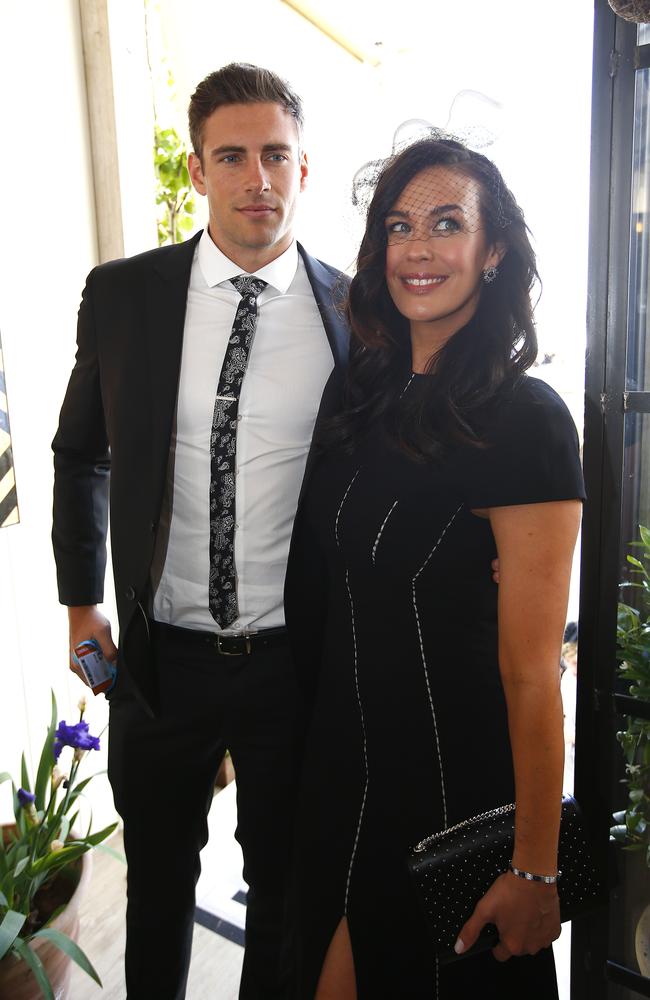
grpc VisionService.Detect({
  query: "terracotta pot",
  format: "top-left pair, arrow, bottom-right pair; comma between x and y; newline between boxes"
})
0,836 -> 92,1000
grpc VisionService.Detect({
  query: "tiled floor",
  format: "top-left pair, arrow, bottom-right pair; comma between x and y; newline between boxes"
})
70,785 -> 244,999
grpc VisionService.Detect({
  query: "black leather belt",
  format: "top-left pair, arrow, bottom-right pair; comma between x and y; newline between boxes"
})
152,620 -> 288,657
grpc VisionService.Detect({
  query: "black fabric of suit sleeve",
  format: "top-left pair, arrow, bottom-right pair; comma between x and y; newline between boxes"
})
284,367 -> 346,717
52,268 -> 111,606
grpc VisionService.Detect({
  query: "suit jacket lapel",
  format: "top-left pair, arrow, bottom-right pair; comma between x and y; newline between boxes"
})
296,244 -> 350,500
145,231 -> 202,516
298,243 -> 349,371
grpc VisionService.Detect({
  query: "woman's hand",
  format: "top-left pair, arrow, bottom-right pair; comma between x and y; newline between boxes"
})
455,871 -> 561,961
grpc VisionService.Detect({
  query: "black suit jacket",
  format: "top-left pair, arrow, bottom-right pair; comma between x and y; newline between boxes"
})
52,231 -> 349,714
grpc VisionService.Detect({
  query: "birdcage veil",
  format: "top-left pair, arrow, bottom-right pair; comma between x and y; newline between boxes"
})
351,121 -> 524,249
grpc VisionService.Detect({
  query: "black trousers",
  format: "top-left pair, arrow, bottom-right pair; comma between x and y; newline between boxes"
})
107,622 -> 300,1000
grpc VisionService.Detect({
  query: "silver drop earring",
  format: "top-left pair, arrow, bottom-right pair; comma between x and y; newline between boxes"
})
482,266 -> 498,284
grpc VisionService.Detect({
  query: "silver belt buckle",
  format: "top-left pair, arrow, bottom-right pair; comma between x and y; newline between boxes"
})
216,632 -> 252,656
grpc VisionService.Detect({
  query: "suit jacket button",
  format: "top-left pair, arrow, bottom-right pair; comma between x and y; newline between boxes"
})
125,585 -> 136,601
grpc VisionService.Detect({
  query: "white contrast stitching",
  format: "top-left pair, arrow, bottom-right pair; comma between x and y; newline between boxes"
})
400,373 -> 416,397
371,500 -> 398,565
344,568 -> 369,915
335,469 -> 359,548
411,505 -> 462,830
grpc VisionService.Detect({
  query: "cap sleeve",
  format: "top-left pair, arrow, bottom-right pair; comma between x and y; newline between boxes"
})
463,376 -> 585,509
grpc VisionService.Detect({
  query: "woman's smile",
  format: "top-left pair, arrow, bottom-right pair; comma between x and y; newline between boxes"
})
399,273 -> 449,293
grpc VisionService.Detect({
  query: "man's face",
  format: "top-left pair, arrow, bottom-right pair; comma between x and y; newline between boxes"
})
188,102 -> 308,271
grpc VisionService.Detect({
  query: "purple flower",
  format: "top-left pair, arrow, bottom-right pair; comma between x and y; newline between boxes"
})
53,720 -> 101,761
17,788 -> 35,808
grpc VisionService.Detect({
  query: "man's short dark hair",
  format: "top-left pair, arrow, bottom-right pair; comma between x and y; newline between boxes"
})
188,63 -> 305,160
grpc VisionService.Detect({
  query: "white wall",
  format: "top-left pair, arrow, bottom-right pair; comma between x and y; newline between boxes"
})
0,0 -> 115,829
108,0 -> 159,255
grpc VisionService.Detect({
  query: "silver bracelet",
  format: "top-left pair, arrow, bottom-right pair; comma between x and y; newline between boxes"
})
508,862 -> 561,885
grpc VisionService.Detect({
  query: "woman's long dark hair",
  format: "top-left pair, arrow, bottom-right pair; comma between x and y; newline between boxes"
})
328,138 -> 539,460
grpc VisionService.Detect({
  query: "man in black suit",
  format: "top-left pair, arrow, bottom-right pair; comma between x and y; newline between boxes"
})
52,63 -> 348,1000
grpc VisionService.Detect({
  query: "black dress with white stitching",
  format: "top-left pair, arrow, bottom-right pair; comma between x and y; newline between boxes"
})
285,375 -> 585,1000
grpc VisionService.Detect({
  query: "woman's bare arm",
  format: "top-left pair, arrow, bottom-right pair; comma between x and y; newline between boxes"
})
456,498 -> 581,961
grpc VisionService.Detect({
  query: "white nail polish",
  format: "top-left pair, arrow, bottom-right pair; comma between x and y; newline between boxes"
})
454,938 -> 465,955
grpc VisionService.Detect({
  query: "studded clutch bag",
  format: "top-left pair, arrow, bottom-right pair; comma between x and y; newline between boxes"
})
407,794 -> 604,964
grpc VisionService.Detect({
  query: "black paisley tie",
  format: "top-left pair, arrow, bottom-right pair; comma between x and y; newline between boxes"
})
209,274 -> 267,628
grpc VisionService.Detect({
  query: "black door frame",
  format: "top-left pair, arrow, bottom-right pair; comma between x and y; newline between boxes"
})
574,2 -> 650,997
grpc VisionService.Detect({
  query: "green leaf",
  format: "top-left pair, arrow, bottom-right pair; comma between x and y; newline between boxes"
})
0,880 -> 14,910
83,821 -> 118,847
29,844 -> 87,877
67,773 -> 101,806
12,936 -> 55,999
57,815 -> 70,846
0,772 -> 12,785
639,525 -> 650,549
95,841 -> 126,864
33,928 -> 102,986
13,857 -> 29,879
20,755 -> 31,794
12,782 -> 21,827
0,908 -> 26,961
34,692 -> 57,811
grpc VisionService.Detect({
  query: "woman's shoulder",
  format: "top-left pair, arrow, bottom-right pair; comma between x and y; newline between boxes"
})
460,374 -> 585,508
506,373 -> 571,408
496,374 -> 578,436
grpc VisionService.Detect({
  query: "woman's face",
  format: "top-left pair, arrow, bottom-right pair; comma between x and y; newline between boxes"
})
384,165 -> 502,342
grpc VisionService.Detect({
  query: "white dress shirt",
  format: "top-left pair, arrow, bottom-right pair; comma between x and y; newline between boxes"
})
151,230 -> 334,632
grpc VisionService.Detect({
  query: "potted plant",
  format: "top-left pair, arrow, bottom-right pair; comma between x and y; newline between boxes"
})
611,525 -> 650,973
612,524 -> 650,860
0,692 -> 117,998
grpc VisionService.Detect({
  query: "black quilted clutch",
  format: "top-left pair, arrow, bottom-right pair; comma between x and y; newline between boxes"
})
407,795 -> 604,964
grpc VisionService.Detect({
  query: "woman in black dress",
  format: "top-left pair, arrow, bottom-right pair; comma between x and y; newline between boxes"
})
285,137 -> 584,999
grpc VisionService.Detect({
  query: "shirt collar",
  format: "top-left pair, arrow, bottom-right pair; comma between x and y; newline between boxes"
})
197,228 -> 298,294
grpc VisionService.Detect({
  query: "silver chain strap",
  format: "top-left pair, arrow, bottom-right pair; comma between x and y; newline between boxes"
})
412,802 -> 515,854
